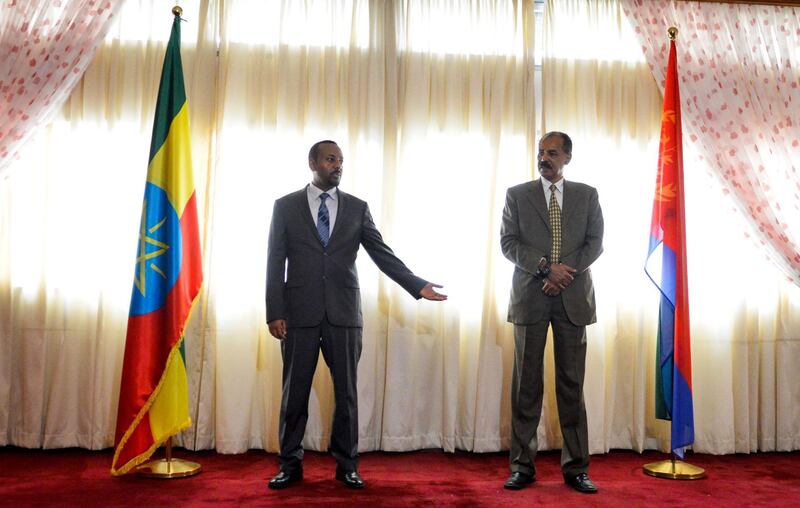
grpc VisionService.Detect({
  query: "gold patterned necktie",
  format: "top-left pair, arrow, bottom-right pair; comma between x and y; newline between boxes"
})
549,184 -> 561,263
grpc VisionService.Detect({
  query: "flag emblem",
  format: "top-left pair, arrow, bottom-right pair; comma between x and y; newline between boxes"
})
132,183 -> 183,315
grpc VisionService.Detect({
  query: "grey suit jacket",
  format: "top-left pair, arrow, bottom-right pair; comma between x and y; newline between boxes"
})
501,179 -> 604,326
266,187 -> 427,328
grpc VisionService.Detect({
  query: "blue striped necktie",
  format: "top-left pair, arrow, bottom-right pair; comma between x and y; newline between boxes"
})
317,192 -> 330,247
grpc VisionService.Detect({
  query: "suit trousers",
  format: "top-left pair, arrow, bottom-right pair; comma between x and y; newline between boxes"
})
278,315 -> 362,473
510,294 -> 589,478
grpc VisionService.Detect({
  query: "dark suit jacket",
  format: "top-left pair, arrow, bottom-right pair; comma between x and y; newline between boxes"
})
501,179 -> 604,326
266,187 -> 427,328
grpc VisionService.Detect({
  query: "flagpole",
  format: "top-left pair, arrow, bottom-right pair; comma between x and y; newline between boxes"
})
131,6 -> 202,479
642,25 -> 705,482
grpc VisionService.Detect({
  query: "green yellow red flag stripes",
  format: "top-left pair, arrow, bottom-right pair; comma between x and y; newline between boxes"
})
111,14 -> 202,476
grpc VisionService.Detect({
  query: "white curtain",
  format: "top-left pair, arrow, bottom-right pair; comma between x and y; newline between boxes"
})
0,0 -> 536,453
204,0 -> 536,454
2,0 -> 799,457
540,0 -> 666,453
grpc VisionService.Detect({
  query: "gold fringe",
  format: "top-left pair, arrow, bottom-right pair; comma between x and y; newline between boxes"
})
110,286 -> 203,476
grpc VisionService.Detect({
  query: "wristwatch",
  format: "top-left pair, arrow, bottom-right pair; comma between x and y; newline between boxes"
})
535,256 -> 551,279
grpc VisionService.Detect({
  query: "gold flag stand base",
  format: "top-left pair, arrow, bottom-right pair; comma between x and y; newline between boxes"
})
137,458 -> 202,478
644,456 -> 705,480
136,437 -> 202,479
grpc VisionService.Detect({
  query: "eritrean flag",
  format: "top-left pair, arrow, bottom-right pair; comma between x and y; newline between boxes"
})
111,14 -> 202,476
644,36 -> 694,459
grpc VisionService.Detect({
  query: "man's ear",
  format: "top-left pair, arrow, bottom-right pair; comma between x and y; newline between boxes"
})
565,153 -> 572,165
308,158 -> 316,171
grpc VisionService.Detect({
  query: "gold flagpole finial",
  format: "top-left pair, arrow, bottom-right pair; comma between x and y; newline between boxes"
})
172,5 -> 183,16
668,27 -> 678,40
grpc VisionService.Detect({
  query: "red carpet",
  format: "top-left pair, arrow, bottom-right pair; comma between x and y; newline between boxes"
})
1,447 -> 798,506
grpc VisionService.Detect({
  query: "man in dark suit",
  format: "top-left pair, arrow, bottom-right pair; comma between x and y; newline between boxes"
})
266,140 -> 446,490
500,132 -> 603,494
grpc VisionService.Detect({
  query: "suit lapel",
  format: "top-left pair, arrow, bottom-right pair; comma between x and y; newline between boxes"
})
525,179 -> 550,231
561,180 -> 578,226
294,186 -> 322,243
328,188 -> 348,246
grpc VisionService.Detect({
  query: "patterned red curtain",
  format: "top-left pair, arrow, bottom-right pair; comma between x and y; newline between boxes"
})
0,0 -> 125,178
622,0 -> 800,285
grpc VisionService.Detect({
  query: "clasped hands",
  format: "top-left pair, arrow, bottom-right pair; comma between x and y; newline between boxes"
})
542,263 -> 576,297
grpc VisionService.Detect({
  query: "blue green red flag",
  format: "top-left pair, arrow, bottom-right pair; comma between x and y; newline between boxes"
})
644,36 -> 694,459
111,14 -> 202,475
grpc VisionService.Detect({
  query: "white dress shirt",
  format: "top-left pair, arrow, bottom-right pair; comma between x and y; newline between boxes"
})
541,177 -> 564,209
307,183 -> 339,233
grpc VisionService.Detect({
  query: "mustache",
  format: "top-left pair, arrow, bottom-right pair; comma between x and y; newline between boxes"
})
538,162 -> 552,170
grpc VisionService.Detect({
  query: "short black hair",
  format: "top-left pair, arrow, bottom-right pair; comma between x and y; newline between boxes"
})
541,131 -> 572,155
309,140 -> 338,161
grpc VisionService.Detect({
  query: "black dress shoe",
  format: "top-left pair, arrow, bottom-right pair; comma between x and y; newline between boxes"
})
268,469 -> 303,490
335,470 -> 365,489
564,472 -> 598,494
504,471 -> 535,490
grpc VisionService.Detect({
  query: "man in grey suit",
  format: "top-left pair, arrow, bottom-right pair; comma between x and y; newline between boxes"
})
500,132 -> 603,494
266,140 -> 446,490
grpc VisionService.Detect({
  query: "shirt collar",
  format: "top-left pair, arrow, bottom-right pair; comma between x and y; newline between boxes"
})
308,183 -> 338,201
541,177 -> 564,193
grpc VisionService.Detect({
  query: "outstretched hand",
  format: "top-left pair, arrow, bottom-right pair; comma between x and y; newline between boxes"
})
420,282 -> 448,301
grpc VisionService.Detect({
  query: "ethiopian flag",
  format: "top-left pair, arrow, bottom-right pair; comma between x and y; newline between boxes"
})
644,35 -> 694,459
111,14 -> 202,476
